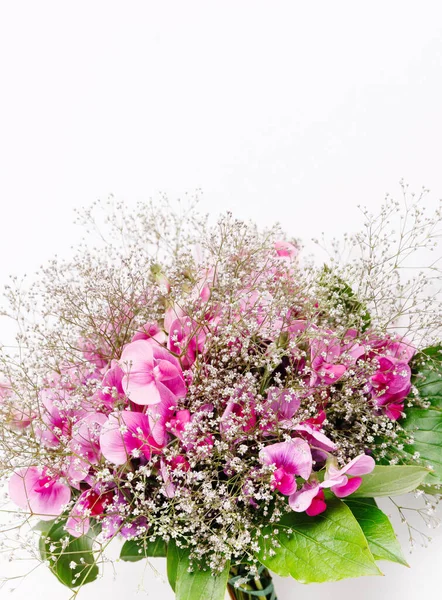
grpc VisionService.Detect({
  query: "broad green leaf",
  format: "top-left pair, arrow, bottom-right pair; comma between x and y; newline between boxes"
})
120,537 -> 167,562
255,497 -> 381,583
401,346 -> 442,486
344,498 -> 408,566
39,520 -> 99,588
167,539 -> 230,600
352,465 -> 429,497
167,538 -> 182,591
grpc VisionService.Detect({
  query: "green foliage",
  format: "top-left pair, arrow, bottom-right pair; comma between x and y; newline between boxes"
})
167,539 -> 230,600
344,498 -> 408,566
255,497 -> 381,583
320,265 -> 371,331
38,519 -> 99,588
352,465 -> 430,497
120,537 -> 167,561
401,345 -> 442,489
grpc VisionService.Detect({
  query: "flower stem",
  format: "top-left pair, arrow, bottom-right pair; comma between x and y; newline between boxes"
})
227,564 -> 278,600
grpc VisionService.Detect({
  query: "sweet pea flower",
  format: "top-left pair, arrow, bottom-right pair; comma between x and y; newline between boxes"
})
69,412 -> 108,467
120,339 -> 187,406
167,317 -> 206,369
220,397 -> 257,437
132,322 -> 167,344
166,409 -> 191,440
0,382 -> 34,430
78,337 -> 108,370
9,467 -> 71,520
310,332 -> 347,385
274,240 -> 298,259
259,439 -> 312,496
99,410 -> 163,465
66,487 -> 114,537
266,388 -> 301,421
370,357 -> 411,420
160,455 -> 190,498
36,389 -> 85,449
94,361 -> 126,409
289,454 -> 375,514
366,334 -> 416,365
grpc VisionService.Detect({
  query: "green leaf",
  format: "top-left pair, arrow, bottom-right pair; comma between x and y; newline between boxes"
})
344,498 -> 408,566
120,537 -> 167,562
401,346 -> 442,486
33,519 -> 56,533
255,497 -> 381,583
39,520 -> 99,588
352,465 -> 429,497
167,539 -> 230,600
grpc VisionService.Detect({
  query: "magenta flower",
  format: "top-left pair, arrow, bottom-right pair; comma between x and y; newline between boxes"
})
9,467 -> 71,520
99,410 -> 163,465
323,454 -> 375,497
160,455 -> 190,498
310,332 -> 347,385
166,409 -> 192,440
167,317 -> 207,369
289,454 -> 375,514
36,389 -> 85,449
132,322 -> 167,344
370,356 -> 411,420
66,487 -> 114,537
266,388 -> 301,421
69,412 -> 108,467
259,439 -> 312,495
220,397 -> 257,436
120,339 -> 187,406
94,361 -> 126,409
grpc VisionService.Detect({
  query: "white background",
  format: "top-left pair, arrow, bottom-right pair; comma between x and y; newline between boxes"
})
1,1 -> 442,599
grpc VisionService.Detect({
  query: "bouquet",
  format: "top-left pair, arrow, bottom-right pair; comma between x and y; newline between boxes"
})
1,190 -> 441,600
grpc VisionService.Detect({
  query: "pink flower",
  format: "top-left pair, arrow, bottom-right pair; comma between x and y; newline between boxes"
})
259,439 -> 312,495
99,410 -> 163,465
166,409 -> 191,440
266,388 -> 301,421
220,397 -> 257,436
294,423 -> 337,454
9,467 -> 71,520
289,454 -> 375,514
66,487 -> 114,537
0,382 -> 34,430
323,454 -> 375,497
370,357 -> 411,420
69,412 -> 108,467
36,389 -> 85,449
167,317 -> 206,369
78,337 -> 108,369
160,455 -> 190,498
275,240 -> 298,259
132,322 -> 167,344
310,332 -> 347,385
94,361 -> 126,409
120,339 -> 187,406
